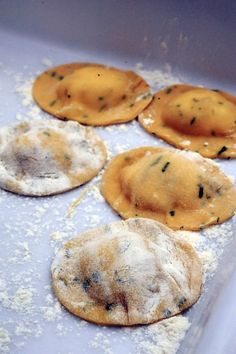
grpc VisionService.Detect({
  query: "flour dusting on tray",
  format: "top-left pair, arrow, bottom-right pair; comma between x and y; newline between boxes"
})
0,58 -> 235,354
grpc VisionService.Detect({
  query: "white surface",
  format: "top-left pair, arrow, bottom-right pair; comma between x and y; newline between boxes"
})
0,16 -> 236,354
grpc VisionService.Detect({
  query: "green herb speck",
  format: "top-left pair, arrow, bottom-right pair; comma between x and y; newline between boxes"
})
178,296 -> 187,308
217,146 -> 228,155
198,184 -> 204,199
43,131 -> 51,137
105,303 -> 114,311
49,99 -> 57,107
211,130 -> 216,136
59,277 -> 68,286
82,278 -> 91,292
91,272 -> 101,283
65,249 -> 71,258
73,276 -> 80,284
163,309 -> 172,317
150,156 -> 162,166
99,104 -> 107,112
124,156 -> 131,161
64,154 -> 70,161
161,161 -> 170,172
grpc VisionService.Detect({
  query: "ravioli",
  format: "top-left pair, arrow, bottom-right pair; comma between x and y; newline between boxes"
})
138,84 -> 236,159
51,218 -> 202,326
0,120 -> 106,196
32,63 -> 152,126
101,147 -> 236,230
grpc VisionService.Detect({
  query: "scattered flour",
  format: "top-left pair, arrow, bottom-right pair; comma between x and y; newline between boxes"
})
180,140 -> 191,147
0,328 -> 10,354
15,78 -> 34,108
136,63 -> 181,90
11,287 -> 34,311
41,57 -> 53,67
143,117 -> 154,126
0,58 -> 235,354
128,316 -> 190,354
41,301 -> 62,322
90,332 -> 113,354
160,40 -> 168,54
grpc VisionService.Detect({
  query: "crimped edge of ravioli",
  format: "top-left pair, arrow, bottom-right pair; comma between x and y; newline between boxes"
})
32,62 -> 152,126
100,147 -> 236,230
51,218 -> 202,326
0,120 -> 107,196
138,84 -> 236,159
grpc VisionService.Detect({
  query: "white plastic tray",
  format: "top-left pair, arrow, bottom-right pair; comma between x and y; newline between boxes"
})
0,1 -> 236,354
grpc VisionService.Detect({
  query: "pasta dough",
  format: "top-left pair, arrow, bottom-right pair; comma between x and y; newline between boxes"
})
33,63 -> 152,126
101,147 -> 236,230
0,120 -> 106,196
138,84 -> 236,159
51,218 -> 202,326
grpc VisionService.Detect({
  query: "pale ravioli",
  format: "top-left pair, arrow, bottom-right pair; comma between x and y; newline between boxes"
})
101,147 -> 236,230
33,63 -> 152,126
51,218 -> 202,326
0,120 -> 106,196
138,84 -> 236,159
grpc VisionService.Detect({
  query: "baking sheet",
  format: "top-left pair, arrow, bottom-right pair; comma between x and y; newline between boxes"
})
0,2 -> 236,353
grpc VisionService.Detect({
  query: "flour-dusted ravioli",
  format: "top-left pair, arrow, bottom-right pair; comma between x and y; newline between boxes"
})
32,62 -> 152,126
51,218 -> 202,326
0,120 -> 106,196
101,147 -> 236,230
138,84 -> 236,159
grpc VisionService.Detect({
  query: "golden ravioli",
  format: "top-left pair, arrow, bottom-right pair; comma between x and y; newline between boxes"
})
51,218 -> 202,326
33,63 -> 152,126
101,147 -> 236,230
138,84 -> 236,159
0,120 -> 106,196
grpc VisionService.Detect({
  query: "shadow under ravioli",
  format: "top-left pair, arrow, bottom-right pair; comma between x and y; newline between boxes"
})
138,84 -> 236,159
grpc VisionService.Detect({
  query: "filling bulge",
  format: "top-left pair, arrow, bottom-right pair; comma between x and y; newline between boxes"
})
162,89 -> 236,137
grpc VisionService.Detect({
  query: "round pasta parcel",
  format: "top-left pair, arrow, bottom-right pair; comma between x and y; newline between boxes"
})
138,84 -> 236,159
0,120 -> 106,196
33,62 -> 152,126
101,147 -> 236,230
51,218 -> 202,326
